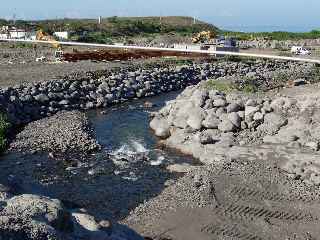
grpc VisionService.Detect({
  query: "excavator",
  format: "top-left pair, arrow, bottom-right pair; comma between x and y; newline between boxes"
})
36,29 -> 64,61
192,31 -> 216,44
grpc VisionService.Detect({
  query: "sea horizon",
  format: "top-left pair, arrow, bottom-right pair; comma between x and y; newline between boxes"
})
219,25 -> 320,33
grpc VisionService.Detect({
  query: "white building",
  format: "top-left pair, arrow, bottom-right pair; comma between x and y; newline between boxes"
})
173,43 -> 202,50
9,28 -> 27,39
53,31 -> 69,40
0,26 -> 37,40
0,33 -> 9,39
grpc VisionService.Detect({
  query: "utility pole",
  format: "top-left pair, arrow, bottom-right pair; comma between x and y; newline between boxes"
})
13,13 -> 16,26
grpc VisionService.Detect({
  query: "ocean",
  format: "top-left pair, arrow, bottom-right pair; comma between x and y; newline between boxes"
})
219,25 -> 320,33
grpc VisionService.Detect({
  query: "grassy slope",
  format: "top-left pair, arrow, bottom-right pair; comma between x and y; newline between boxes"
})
16,16 -> 218,36
1,16 -> 218,43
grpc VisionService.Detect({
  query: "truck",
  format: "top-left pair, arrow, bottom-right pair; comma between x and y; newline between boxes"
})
291,46 -> 311,55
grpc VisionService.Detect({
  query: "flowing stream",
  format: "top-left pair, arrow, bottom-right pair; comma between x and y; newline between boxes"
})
0,91 -> 199,220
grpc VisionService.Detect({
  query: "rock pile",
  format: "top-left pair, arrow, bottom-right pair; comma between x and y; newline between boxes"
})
10,110 -> 100,154
0,184 -> 143,240
238,38 -> 320,50
0,60 -> 313,125
150,81 -> 320,186
150,82 -> 317,164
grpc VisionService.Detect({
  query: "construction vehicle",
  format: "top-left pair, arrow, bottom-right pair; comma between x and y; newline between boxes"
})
36,29 -> 64,61
192,31 -> 216,44
291,46 -> 311,55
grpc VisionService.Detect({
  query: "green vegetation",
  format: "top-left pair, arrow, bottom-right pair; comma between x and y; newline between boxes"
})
3,16 -> 319,42
0,19 -> 8,26
204,80 -> 237,93
224,30 -> 320,41
205,76 -> 259,94
239,77 -> 259,93
9,42 -> 35,49
0,113 -> 10,153
23,16 -> 218,43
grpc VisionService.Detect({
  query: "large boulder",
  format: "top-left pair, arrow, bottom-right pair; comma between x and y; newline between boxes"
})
0,184 -> 12,201
3,194 -> 72,232
0,194 -> 72,240
150,116 -> 171,138
71,212 -> 112,239
186,107 -> 206,130
202,113 -> 220,129
218,119 -> 237,132
213,98 -> 227,107
227,112 -> 241,128
191,89 -> 208,107
245,106 -> 260,118
34,94 -> 50,104
226,103 -> 241,113
264,113 -> 288,129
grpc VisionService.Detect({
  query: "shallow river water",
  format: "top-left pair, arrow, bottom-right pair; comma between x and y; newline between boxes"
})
0,91 -> 198,221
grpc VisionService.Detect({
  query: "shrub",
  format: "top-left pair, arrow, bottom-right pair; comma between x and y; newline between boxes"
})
204,79 -> 237,93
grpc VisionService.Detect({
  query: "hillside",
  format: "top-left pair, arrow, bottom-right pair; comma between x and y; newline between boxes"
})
2,16 -> 218,43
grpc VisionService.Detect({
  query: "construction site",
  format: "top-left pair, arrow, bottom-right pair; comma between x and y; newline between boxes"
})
1,13 -> 320,240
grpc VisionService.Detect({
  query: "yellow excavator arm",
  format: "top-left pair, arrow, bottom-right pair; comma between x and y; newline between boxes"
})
36,29 -> 61,49
36,29 -> 64,60
192,31 -> 216,44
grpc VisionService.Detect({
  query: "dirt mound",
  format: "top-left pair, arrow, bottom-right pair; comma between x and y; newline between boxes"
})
125,144 -> 320,239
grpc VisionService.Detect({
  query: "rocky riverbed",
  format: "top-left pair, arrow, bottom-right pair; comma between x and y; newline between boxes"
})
0,59 -> 316,126
1,58 -> 320,240
124,81 -> 320,240
149,81 -> 320,185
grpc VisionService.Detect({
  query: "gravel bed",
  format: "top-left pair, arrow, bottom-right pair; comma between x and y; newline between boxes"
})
9,110 -> 100,154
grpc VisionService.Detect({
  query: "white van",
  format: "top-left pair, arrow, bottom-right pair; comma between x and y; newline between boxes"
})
291,46 -> 311,55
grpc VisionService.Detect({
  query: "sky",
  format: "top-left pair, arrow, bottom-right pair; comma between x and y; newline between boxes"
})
1,0 -> 319,32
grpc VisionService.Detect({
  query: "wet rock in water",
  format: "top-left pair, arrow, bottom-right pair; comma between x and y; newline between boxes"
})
71,212 -> 111,238
144,101 -> 154,108
86,102 -> 95,109
0,184 -> 12,201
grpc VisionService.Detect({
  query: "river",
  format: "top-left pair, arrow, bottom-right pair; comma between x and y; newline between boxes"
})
0,91 -> 199,221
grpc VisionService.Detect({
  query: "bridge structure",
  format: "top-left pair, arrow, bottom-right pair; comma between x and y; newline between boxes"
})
1,38 -> 320,64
